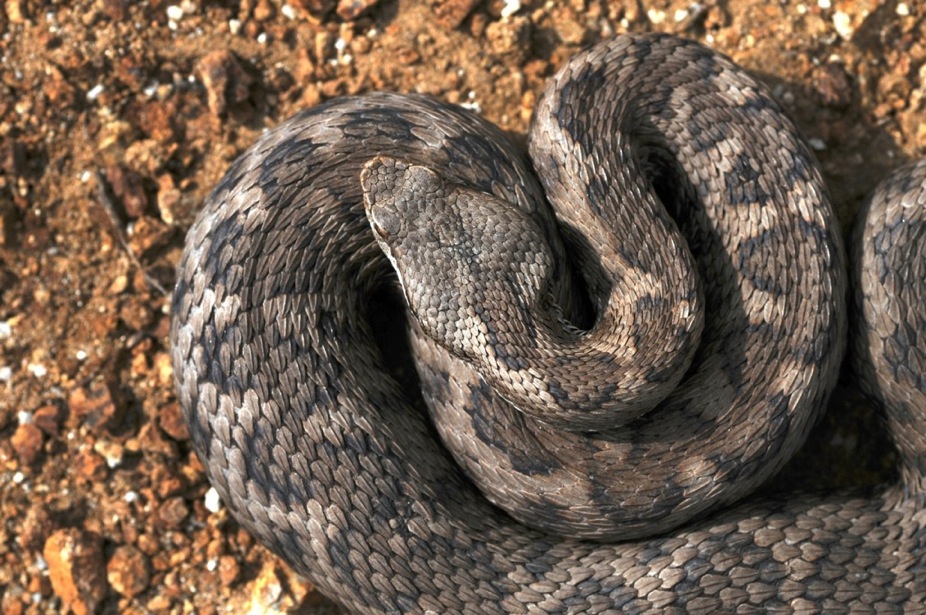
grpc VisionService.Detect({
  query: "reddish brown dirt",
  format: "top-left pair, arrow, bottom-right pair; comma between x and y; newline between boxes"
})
1,0 -> 924,612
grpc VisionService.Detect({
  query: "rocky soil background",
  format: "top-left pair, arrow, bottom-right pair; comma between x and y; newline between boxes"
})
0,0 -> 924,613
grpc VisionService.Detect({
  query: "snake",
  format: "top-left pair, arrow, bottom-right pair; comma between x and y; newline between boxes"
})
170,34 -> 926,612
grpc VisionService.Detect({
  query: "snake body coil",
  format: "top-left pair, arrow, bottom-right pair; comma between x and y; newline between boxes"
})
171,34 -> 926,612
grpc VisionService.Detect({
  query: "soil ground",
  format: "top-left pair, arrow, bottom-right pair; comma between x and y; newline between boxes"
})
1,0 -> 925,613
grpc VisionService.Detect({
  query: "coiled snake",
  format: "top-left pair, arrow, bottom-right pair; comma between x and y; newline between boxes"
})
171,34 -> 926,612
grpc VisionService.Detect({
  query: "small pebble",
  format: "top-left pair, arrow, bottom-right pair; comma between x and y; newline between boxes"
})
6,0 -> 26,23
33,405 -> 62,436
69,382 -> 117,431
196,50 -> 253,115
832,11 -> 853,39
218,555 -> 241,586
205,487 -> 222,513
335,0 -> 380,20
85,84 -> 104,102
647,8 -> 666,24
107,546 -> 151,598
813,62 -> 852,109
158,401 -> 190,441
249,563 -> 285,611
44,529 -> 107,615
12,423 -> 43,465
94,440 -> 124,468
500,0 -> 520,19
166,5 -> 184,21
461,91 -> 481,112
434,0 -> 478,29
157,497 -> 189,528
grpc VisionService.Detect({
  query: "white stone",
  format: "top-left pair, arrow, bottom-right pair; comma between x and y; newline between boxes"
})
501,0 -> 521,19
833,11 -> 853,39
205,487 -> 222,513
86,84 -> 104,102
166,5 -> 184,21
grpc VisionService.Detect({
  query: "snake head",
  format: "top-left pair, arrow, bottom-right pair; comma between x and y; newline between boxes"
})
361,156 -> 448,320
361,157 -> 437,245
360,155 -> 557,364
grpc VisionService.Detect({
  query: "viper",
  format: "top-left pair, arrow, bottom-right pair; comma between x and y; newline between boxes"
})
171,34 -> 926,612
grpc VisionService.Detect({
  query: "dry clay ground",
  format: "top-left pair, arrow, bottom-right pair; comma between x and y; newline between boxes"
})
1,0 -> 925,613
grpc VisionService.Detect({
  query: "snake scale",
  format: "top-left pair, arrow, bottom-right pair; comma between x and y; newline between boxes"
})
171,34 -> 926,612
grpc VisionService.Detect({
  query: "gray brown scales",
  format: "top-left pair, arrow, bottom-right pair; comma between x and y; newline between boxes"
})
171,34 -> 926,613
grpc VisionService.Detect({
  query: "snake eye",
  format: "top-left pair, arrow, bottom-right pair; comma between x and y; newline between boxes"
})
370,208 -> 400,241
